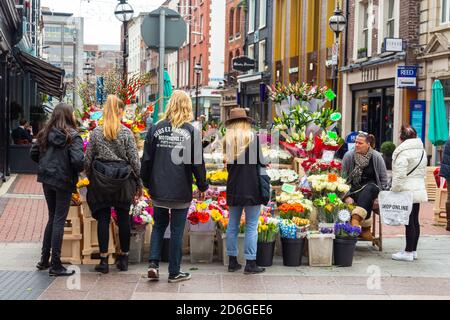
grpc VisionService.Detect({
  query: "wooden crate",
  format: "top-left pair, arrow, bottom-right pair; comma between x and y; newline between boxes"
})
269,163 -> 294,170
426,167 -> 438,202
81,199 -> 92,219
64,206 -> 82,236
434,187 -> 448,225
61,234 -> 82,265
82,217 -> 115,256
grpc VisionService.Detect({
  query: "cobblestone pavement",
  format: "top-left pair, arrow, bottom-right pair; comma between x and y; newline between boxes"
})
0,175 -> 449,300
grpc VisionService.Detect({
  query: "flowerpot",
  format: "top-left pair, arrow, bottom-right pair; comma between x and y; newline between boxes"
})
256,241 -> 275,267
307,233 -> 335,267
189,219 -> 216,232
281,237 -> 305,267
333,237 -> 357,267
218,231 -> 245,266
129,229 -> 145,264
189,231 -> 215,263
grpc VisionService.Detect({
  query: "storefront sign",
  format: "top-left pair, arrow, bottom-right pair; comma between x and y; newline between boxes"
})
361,67 -> 379,82
289,67 -> 299,74
397,66 -> 417,88
232,56 -> 256,72
410,100 -> 426,143
384,38 -> 403,52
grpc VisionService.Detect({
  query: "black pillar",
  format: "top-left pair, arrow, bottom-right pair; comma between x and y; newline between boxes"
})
0,54 -> 9,181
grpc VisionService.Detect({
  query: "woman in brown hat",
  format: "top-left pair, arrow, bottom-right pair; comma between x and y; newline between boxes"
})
223,108 -> 267,274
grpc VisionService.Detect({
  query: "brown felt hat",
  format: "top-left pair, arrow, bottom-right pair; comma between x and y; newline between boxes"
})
225,108 -> 254,126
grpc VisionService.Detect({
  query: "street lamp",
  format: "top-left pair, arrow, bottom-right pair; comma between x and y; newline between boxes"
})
114,0 -> 134,82
194,62 -> 203,119
328,4 -> 347,110
83,63 -> 94,83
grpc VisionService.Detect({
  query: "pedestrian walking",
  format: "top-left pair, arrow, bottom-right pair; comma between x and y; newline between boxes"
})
341,132 -> 389,240
141,90 -> 208,283
223,108 -> 268,274
439,138 -> 450,231
30,103 -> 84,276
85,95 -> 143,274
391,125 -> 427,262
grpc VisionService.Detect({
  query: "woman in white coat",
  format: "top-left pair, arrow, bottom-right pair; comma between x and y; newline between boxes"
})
391,125 -> 427,262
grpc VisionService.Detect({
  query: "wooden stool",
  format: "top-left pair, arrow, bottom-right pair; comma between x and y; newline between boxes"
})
357,200 -> 383,252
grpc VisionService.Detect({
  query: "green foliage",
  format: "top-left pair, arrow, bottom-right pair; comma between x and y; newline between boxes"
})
380,141 -> 396,156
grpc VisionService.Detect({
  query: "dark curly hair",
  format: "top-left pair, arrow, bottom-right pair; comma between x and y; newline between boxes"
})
400,125 -> 417,142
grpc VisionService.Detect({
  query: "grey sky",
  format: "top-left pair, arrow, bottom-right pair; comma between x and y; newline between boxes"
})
41,0 -> 165,45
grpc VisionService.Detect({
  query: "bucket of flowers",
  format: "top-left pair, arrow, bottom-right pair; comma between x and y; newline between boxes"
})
279,218 -> 307,266
307,173 -> 350,198
312,193 -> 346,225
333,222 -> 361,267
256,215 -> 279,267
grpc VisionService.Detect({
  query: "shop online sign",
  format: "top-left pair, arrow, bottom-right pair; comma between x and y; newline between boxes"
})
396,66 -> 417,88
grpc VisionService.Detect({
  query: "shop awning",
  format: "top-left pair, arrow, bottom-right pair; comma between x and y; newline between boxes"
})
13,48 -> 66,99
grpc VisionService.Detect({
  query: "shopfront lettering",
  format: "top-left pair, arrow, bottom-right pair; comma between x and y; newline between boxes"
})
361,68 -> 379,82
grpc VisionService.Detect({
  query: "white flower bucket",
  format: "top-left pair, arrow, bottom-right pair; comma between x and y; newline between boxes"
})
307,233 -> 335,267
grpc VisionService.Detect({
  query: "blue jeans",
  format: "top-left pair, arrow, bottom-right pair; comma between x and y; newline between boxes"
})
149,207 -> 188,276
226,205 -> 261,260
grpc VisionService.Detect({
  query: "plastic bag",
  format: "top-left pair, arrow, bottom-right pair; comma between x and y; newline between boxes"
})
378,191 -> 413,226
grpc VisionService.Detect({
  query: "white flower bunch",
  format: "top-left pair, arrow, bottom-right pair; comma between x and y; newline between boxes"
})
276,191 -> 304,204
307,174 -> 350,194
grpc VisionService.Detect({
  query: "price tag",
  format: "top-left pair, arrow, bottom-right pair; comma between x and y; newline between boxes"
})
330,112 -> 342,122
338,209 -> 351,222
324,89 -> 336,101
322,150 -> 335,163
281,183 -> 296,194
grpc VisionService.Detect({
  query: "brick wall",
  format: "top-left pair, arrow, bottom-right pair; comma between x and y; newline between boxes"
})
400,0 -> 421,65
224,0 -> 246,76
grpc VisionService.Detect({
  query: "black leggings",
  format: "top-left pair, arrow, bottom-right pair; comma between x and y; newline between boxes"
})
405,203 -> 420,252
96,207 -> 130,253
351,183 -> 380,220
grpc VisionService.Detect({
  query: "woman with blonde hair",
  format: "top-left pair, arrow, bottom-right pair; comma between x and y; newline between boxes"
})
141,90 -> 208,283
85,95 -> 142,274
224,108 -> 267,274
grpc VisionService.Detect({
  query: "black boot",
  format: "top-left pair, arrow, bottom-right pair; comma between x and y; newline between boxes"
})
228,256 -> 242,272
244,260 -> 265,275
36,254 -> 51,271
116,254 -> 129,271
95,256 -> 109,274
49,257 -> 75,277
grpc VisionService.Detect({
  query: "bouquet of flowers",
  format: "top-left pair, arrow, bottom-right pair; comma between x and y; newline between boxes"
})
263,148 -> 293,165
307,173 -> 350,197
279,219 -> 307,239
257,216 -> 279,243
278,203 -> 309,220
292,217 -> 310,228
276,191 -> 304,204
334,222 -> 361,238
267,82 -> 290,104
302,159 -> 342,176
187,201 -> 211,225
206,169 -> 228,186
267,169 -> 298,186
128,199 -> 154,231
313,193 -> 345,224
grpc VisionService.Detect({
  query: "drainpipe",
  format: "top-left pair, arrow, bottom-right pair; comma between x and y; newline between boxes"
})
344,0 -> 349,66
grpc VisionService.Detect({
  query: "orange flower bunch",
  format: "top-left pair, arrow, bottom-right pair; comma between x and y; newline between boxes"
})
328,173 -> 338,183
278,203 -> 305,214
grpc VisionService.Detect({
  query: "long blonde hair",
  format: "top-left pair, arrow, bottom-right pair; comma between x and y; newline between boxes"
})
224,120 -> 253,162
103,95 -> 125,141
163,90 -> 193,128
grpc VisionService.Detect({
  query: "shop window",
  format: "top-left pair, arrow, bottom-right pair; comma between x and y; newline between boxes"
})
259,0 -> 267,29
442,0 -> 450,24
248,0 -> 256,33
258,40 -> 266,73
386,0 -> 396,38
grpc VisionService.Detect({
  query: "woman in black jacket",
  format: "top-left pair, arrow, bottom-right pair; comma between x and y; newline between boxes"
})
30,103 -> 84,277
85,95 -> 143,274
224,108 -> 266,274
141,90 -> 208,283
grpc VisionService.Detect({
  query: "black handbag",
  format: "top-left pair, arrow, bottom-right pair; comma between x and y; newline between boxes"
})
257,163 -> 271,205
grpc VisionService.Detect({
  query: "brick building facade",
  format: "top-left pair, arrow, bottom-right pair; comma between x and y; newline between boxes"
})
341,0 -> 421,148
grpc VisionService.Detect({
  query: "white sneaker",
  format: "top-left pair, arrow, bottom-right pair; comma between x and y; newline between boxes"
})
413,251 -> 418,260
392,251 -> 414,262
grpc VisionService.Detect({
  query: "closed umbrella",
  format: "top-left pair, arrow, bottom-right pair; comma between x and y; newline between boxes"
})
152,70 -> 173,124
428,79 -> 449,161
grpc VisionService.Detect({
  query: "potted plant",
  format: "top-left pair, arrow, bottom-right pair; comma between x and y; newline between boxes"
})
333,222 -> 361,267
279,219 -> 308,266
256,217 -> 279,267
127,196 -> 154,263
380,141 -> 396,170
357,48 -> 368,59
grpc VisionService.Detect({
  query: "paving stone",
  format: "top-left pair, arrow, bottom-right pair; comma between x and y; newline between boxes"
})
178,275 -> 221,293
38,289 -> 89,300
0,270 -> 54,300
221,274 -> 266,293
